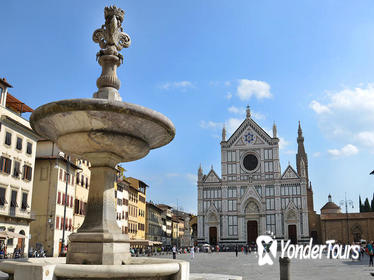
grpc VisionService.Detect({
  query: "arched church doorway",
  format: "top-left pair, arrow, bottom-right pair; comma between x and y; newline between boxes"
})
247,221 -> 258,244
209,227 -> 217,245
288,225 -> 297,244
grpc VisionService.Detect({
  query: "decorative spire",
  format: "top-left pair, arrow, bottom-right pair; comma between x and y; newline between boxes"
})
298,120 -> 303,138
328,194 -> 332,203
246,105 -> 251,119
296,121 -> 308,182
211,164 -> 213,170
198,164 -> 203,181
92,5 -> 131,101
272,122 -> 277,138
222,125 -> 226,141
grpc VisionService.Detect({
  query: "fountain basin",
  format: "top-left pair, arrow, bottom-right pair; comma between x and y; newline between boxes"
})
30,98 -> 176,162
0,257 -> 189,280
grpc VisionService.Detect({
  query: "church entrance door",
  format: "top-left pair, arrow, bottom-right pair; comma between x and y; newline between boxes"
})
209,227 -> 217,245
288,225 -> 297,244
247,221 -> 258,244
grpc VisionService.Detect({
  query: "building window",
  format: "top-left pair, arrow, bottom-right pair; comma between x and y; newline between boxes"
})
0,157 -> 12,174
227,151 -> 236,162
56,216 -> 60,229
266,214 -> 276,234
21,192 -> 28,210
26,142 -> 32,155
0,188 -> 6,206
281,185 -> 301,196
265,186 -> 275,197
12,161 -> 20,178
228,187 -> 237,198
264,162 -> 274,172
266,198 -> 275,210
23,165 -> 32,181
228,200 -> 237,211
7,228 -> 14,245
16,137 -> 22,150
228,216 -> 238,236
10,190 -> 17,207
5,132 -> 11,146
57,192 -> 61,204
85,177 -> 88,188
264,149 -> 273,160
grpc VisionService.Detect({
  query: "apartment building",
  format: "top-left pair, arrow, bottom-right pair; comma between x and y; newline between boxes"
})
0,78 -> 38,255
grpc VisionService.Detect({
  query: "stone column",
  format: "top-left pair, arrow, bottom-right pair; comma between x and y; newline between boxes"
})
66,152 -> 130,265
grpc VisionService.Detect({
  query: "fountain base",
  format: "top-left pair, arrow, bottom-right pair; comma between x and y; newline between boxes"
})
0,257 -> 190,280
66,233 -> 130,265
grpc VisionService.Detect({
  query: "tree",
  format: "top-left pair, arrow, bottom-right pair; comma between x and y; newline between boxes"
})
371,193 -> 374,212
364,198 -> 371,212
359,195 -> 363,213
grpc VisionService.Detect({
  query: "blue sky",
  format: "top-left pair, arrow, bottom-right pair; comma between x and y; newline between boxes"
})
2,0 -> 374,213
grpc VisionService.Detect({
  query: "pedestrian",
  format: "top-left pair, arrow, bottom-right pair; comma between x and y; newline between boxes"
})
190,246 -> 195,259
235,244 -> 238,257
368,241 -> 374,267
172,245 -> 177,260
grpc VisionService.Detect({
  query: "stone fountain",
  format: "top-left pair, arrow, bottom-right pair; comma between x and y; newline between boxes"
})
0,6 -> 241,280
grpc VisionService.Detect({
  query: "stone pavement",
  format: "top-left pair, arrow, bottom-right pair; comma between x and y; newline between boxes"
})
153,252 -> 374,280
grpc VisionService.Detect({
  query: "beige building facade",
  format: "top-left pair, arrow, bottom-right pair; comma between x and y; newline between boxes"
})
0,78 -> 38,255
30,140 -> 86,257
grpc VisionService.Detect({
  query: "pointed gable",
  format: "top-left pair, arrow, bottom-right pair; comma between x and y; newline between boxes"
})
203,169 -> 221,183
281,165 -> 300,180
224,117 -> 276,148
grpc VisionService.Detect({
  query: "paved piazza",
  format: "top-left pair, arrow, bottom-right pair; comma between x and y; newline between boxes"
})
154,252 -> 374,280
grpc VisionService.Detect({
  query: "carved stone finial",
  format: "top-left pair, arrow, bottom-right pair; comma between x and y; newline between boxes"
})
246,105 -> 251,119
272,122 -> 277,138
92,6 -> 131,101
222,125 -> 226,141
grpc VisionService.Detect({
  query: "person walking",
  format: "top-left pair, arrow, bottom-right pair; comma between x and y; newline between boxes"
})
235,244 -> 238,257
172,245 -> 177,260
368,241 -> 374,267
190,246 -> 195,259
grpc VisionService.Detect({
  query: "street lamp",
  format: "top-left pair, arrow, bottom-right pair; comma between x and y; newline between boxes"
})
59,154 -> 71,257
339,193 -> 354,244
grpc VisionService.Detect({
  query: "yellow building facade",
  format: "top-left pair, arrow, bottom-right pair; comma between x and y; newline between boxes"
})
126,177 -> 147,241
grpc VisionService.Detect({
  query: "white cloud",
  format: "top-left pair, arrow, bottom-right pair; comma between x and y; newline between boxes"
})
311,84 -> 374,153
160,81 -> 194,91
313,152 -> 321,157
328,144 -> 358,157
356,131 -> 374,148
209,81 -> 231,87
237,79 -> 272,100
225,118 -> 242,135
225,92 -> 233,99
309,100 -> 331,114
199,120 -> 222,130
228,106 -> 245,115
278,137 -> 289,150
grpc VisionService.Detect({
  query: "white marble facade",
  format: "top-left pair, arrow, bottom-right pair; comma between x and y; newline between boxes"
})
197,107 -> 310,245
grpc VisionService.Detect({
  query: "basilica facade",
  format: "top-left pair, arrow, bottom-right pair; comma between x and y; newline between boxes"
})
197,107 -> 315,245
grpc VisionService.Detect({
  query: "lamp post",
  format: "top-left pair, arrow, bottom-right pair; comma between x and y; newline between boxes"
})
59,155 -> 70,257
339,193 -> 354,244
